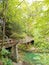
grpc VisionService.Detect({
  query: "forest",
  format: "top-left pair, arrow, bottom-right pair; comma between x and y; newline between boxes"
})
0,0 -> 49,65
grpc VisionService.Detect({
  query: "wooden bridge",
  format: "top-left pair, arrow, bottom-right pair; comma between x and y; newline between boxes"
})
0,39 -> 17,48
0,39 -> 18,62
0,36 -> 34,48
0,36 -> 34,62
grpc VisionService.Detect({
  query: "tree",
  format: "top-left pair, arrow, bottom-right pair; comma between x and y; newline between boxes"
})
0,0 -> 49,49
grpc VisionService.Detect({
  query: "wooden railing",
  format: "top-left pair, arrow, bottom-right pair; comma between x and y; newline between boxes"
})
0,39 -> 17,48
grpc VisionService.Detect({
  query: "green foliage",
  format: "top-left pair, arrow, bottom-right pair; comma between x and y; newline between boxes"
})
5,22 -> 12,37
0,0 -> 49,49
2,58 -> 13,65
10,33 -> 26,39
18,44 -> 27,50
0,48 -> 13,65
1,48 -> 10,56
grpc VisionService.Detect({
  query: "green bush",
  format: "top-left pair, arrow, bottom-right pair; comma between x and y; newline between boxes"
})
1,48 -> 10,56
2,58 -> 13,65
0,48 -> 13,65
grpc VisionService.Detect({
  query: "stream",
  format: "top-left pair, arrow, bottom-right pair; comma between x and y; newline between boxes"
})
20,51 -> 49,65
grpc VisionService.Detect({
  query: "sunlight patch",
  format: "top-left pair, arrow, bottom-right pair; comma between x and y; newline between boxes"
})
27,0 -> 44,5
42,5 -> 48,11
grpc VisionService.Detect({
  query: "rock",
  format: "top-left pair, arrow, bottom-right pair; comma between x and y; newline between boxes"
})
13,61 -> 22,65
0,61 -> 3,65
30,47 -> 36,51
13,61 -> 31,65
22,61 -> 30,65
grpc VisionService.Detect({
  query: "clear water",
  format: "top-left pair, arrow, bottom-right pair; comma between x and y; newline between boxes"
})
22,52 -> 49,65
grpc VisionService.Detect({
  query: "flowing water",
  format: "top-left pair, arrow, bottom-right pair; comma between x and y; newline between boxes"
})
21,52 -> 49,65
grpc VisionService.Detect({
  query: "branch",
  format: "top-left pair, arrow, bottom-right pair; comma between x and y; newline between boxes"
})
16,0 -> 24,8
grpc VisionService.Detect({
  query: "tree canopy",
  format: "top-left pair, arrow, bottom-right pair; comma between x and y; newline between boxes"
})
0,0 -> 49,49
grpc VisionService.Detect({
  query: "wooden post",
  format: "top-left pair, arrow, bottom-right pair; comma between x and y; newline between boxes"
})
16,44 -> 19,62
11,44 -> 19,62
